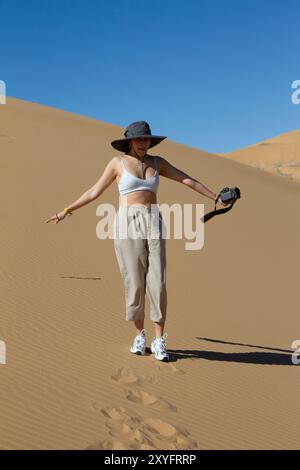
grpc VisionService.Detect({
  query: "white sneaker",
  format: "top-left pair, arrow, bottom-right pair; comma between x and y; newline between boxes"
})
150,334 -> 169,362
130,329 -> 146,356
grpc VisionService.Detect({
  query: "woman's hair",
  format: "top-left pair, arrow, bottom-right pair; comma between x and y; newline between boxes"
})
123,140 -> 131,154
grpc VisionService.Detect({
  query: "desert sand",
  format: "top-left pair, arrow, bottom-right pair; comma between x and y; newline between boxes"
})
0,97 -> 300,450
219,129 -> 300,182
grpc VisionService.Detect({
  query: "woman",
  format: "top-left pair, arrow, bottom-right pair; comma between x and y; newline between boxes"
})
46,121 -> 230,362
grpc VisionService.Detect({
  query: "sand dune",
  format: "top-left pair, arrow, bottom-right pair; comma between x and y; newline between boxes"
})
218,129 -> 300,182
0,96 -> 300,449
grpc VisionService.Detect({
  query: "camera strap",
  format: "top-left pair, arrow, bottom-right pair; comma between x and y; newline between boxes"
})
201,195 -> 237,223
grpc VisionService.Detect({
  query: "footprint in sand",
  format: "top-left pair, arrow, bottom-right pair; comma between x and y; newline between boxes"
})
126,389 -> 177,412
110,367 -> 142,386
86,438 -> 155,450
143,417 -> 198,450
110,367 -> 159,386
86,406 -> 198,450
87,407 -> 156,450
168,363 -> 185,374
153,361 -> 185,374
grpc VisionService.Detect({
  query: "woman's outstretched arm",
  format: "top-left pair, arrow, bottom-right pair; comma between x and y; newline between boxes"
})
157,156 -> 218,202
45,157 -> 118,224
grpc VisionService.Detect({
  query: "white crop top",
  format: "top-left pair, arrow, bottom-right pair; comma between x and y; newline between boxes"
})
118,155 -> 159,196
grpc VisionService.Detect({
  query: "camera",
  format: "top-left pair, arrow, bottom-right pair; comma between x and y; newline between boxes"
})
203,186 -> 241,222
218,186 -> 241,204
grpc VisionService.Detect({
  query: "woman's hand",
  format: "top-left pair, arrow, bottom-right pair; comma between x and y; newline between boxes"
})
216,197 -> 232,208
45,210 -> 69,224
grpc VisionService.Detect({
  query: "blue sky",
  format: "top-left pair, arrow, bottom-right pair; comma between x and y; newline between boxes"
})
1,0 -> 299,153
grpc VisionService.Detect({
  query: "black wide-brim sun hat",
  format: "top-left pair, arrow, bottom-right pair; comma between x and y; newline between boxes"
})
110,121 -> 167,153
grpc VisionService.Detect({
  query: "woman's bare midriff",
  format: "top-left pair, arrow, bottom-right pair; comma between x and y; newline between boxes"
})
118,192 -> 158,208
116,155 -> 159,209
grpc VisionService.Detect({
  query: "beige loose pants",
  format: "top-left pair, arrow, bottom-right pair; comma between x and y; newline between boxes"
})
113,204 -> 167,322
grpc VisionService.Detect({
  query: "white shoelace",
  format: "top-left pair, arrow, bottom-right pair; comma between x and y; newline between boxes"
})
155,333 -> 168,352
135,329 -> 146,346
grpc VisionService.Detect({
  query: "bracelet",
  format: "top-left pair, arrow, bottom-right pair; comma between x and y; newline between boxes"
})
64,207 -> 73,216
